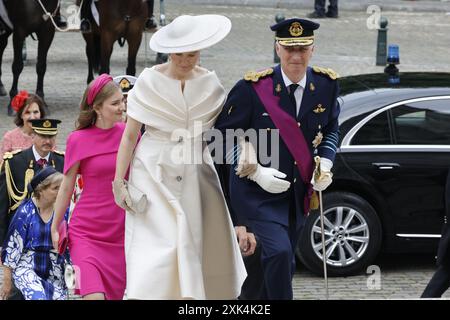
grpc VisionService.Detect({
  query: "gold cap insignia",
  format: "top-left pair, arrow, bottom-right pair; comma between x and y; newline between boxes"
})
275,83 -> 282,93
313,104 -> 326,113
289,22 -> 303,37
43,120 -> 51,128
119,78 -> 130,90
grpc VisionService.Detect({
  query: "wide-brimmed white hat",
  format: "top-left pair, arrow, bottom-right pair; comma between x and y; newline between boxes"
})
149,15 -> 232,53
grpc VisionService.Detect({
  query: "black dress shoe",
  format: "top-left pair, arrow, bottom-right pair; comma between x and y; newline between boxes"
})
145,16 -> 157,30
80,19 -> 92,33
326,11 -> 339,18
307,11 -> 326,19
54,15 -> 68,28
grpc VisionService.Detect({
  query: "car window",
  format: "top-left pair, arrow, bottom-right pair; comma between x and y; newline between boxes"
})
351,111 -> 391,145
392,99 -> 450,145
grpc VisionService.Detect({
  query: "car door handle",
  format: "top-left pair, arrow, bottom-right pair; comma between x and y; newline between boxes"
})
372,163 -> 400,170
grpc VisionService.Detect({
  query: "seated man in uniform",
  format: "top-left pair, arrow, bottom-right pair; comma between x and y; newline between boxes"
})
0,119 -> 64,300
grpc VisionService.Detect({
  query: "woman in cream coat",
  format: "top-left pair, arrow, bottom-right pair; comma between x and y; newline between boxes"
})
113,15 -> 246,300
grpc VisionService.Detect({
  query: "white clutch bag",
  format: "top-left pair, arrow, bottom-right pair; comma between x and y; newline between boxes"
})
126,181 -> 148,214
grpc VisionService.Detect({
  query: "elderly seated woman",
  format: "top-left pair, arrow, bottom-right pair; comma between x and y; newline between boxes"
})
0,167 -> 68,300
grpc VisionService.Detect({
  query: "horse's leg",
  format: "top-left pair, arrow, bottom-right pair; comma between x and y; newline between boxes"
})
0,32 -> 10,96
93,34 -> 101,74
10,33 -> 26,97
83,33 -> 95,83
126,29 -> 143,76
35,29 -> 56,99
99,31 -> 115,75
8,32 -> 26,115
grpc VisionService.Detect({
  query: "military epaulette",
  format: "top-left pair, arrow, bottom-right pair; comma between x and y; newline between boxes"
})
312,66 -> 339,80
3,149 -> 22,160
244,68 -> 274,82
53,150 -> 65,156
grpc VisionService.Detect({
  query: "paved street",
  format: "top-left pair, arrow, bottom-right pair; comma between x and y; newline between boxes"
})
294,253 -> 450,299
1,1 -> 450,299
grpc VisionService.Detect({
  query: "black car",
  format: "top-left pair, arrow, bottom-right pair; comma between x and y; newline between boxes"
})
297,72 -> 450,276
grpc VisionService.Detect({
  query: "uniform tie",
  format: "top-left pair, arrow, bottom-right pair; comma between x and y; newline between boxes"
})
288,83 -> 299,109
37,158 -> 48,168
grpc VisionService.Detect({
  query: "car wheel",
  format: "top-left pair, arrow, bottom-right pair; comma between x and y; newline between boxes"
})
297,192 -> 382,276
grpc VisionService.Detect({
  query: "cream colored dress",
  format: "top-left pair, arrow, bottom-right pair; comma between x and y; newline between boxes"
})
124,67 -> 246,300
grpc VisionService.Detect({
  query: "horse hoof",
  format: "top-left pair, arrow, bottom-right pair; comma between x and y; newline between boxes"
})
0,85 -> 6,96
145,17 -> 157,31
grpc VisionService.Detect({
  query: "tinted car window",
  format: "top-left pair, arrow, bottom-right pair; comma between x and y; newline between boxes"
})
351,111 -> 391,145
392,99 -> 450,145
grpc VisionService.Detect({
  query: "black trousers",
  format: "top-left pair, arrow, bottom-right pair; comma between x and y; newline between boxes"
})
238,240 -> 265,300
239,190 -> 300,300
314,0 -> 338,16
421,264 -> 450,298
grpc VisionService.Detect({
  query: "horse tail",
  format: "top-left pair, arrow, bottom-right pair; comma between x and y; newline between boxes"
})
118,37 -> 126,47
93,34 -> 101,73
117,15 -> 131,47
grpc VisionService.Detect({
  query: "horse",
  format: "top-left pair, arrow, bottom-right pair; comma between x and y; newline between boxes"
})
82,0 -> 147,83
0,0 -> 59,115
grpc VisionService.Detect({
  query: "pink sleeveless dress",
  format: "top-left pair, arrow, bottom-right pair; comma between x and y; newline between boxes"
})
64,123 -> 126,300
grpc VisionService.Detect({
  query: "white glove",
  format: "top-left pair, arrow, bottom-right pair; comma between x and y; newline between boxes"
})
235,140 -> 258,178
248,165 -> 291,193
311,157 -> 333,191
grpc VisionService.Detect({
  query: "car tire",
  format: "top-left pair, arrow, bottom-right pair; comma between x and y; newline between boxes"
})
297,192 -> 382,276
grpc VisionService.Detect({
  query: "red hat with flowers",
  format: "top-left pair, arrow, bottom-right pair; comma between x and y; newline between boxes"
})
11,90 -> 29,112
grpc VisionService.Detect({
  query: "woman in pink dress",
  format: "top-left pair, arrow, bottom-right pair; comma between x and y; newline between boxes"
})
0,91 -> 46,160
51,74 -> 127,300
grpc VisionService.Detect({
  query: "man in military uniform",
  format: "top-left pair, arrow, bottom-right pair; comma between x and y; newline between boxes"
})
0,119 -> 64,245
214,18 -> 340,299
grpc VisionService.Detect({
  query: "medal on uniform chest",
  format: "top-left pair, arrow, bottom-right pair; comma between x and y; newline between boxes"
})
312,125 -> 323,148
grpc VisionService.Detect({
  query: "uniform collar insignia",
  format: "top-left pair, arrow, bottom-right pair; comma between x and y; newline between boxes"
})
275,83 -> 282,93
